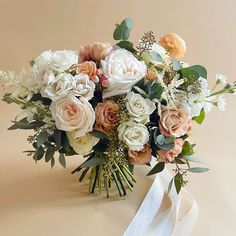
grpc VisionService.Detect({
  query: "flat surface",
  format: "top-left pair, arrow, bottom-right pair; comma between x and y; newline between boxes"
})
0,0 -> 236,235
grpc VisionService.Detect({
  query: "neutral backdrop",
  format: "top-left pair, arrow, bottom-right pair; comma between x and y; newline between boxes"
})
0,0 -> 235,235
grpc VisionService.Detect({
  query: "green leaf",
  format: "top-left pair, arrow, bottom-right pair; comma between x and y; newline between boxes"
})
172,59 -> 182,71
80,157 -> 104,168
154,134 -> 175,150
90,130 -> 107,139
31,93 -> 51,106
49,130 -> 62,150
188,167 -> 209,173
174,173 -> 183,194
116,41 -> 136,53
180,65 -> 207,80
59,153 -> 66,168
184,155 -> 203,163
193,109 -> 205,125
181,141 -> 194,156
149,51 -> 164,63
148,82 -> 164,100
37,131 -> 49,147
45,146 -> 55,162
61,132 -> 71,153
8,118 -> 45,130
113,17 -> 133,40
34,146 -> 45,161
147,162 -> 165,176
51,157 -> 55,168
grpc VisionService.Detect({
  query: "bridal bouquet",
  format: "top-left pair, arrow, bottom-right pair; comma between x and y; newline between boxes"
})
1,18 -> 235,197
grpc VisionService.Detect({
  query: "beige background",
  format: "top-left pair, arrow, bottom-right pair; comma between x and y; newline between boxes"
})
0,0 -> 236,235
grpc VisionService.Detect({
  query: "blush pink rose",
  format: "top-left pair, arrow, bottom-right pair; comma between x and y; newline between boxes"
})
94,100 -> 119,134
157,139 -> 184,163
159,108 -> 190,137
159,33 -> 186,59
79,42 -> 113,63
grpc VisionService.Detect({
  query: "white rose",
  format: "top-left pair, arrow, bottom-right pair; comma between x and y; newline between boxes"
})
50,95 -> 95,138
126,92 -> 156,124
42,73 -> 73,101
101,49 -> 147,98
50,50 -> 78,72
67,132 -> 99,156
72,73 -> 95,100
30,51 -> 53,90
118,121 -> 149,151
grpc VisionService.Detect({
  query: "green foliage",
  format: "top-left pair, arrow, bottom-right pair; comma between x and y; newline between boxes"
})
184,155 -> 203,163
172,59 -> 182,71
147,162 -> 165,176
180,65 -> 207,80
188,167 -> 209,173
154,132 -> 175,150
59,153 -> 66,168
149,51 -> 164,63
90,130 -> 107,139
193,109 -> 205,124
113,18 -> 133,41
34,146 -> 45,161
181,141 -> 194,156
8,117 -> 45,130
37,131 -> 49,147
174,173 -> 183,194
45,146 -> 55,162
134,79 -> 164,100
30,93 -> 51,106
116,41 -> 136,53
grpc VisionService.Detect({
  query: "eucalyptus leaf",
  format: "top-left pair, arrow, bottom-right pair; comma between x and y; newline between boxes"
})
116,41 -> 136,53
149,51 -> 164,63
184,155 -> 203,163
113,18 -> 133,40
172,59 -> 182,71
45,146 -> 55,162
59,153 -> 66,168
188,167 -> 209,173
8,118 -> 45,130
147,162 -> 165,176
37,131 -> 49,147
34,146 -> 45,161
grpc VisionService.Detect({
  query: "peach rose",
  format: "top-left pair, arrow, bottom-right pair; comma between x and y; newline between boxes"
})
90,42 -> 113,61
94,100 -> 119,134
128,144 -> 152,165
159,33 -> 186,59
76,61 -> 96,77
79,42 -> 113,63
159,108 -> 190,137
146,68 -> 156,81
158,138 -> 184,163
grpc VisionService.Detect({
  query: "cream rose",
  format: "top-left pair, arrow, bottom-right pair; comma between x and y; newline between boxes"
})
118,121 -> 149,151
50,95 -> 95,138
101,49 -> 147,98
159,108 -> 190,137
42,73 -> 74,101
126,92 -> 156,124
72,74 -> 95,100
67,132 -> 99,156
50,50 -> 78,72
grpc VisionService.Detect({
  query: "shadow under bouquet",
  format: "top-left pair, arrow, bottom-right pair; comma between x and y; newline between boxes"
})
1,18 -> 235,197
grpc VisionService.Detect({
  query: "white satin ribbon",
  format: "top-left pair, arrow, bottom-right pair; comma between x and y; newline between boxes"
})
123,159 -> 198,236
